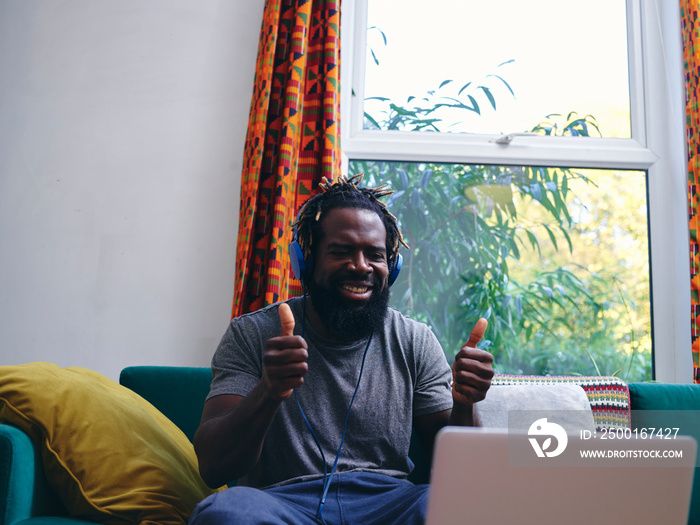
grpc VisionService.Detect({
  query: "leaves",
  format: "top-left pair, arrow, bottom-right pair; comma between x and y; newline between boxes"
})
363,62 -> 516,132
479,86 -> 497,110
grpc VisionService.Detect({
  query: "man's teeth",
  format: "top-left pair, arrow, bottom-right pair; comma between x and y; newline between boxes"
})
344,285 -> 369,293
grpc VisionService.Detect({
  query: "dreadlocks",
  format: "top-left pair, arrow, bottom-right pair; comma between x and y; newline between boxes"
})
293,174 -> 409,266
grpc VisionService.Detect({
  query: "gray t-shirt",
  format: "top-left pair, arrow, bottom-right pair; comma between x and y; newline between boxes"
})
208,296 -> 453,489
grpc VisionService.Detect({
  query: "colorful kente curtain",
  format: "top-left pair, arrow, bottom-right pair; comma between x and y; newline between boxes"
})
682,0 -> 700,383
232,0 -> 341,318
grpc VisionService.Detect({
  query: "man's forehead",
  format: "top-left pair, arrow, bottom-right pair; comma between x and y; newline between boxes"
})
319,207 -> 387,242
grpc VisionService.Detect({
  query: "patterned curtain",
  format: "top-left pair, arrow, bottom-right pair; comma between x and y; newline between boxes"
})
232,0 -> 341,318
682,0 -> 700,383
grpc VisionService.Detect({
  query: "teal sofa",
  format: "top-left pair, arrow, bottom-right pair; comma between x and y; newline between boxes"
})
1,366 -> 698,524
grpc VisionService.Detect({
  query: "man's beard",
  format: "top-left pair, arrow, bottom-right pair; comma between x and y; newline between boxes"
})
307,278 -> 390,340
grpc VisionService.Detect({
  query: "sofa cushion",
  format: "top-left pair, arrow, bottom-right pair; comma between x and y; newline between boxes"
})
119,366 -> 212,443
628,382 -> 700,411
628,382 -> 700,525
493,375 -> 631,430
474,384 -> 597,432
0,362 -> 215,525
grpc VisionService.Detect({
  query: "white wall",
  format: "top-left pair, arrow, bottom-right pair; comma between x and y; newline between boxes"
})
0,0 -> 264,380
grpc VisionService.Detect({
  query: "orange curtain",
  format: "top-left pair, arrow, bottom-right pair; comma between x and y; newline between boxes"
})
232,0 -> 341,318
682,0 -> 700,382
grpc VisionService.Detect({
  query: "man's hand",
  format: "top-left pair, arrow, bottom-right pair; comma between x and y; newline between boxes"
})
452,318 -> 494,406
262,303 -> 308,401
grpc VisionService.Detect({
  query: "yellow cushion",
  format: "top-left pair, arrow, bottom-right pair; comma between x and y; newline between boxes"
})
0,362 -> 215,525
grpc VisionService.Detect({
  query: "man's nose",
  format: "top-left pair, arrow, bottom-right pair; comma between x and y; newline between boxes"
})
348,252 -> 371,274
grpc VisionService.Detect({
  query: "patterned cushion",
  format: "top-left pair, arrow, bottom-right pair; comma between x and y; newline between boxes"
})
492,375 -> 631,430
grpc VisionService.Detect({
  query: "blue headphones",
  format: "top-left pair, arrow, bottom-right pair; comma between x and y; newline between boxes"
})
288,213 -> 402,287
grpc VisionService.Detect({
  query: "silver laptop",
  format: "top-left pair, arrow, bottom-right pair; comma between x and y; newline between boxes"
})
426,426 -> 697,525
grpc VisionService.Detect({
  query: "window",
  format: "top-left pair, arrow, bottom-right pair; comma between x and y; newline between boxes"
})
341,0 -> 691,382
363,0 -> 631,138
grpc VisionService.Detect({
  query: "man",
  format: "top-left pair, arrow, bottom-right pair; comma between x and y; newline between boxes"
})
190,175 -> 494,524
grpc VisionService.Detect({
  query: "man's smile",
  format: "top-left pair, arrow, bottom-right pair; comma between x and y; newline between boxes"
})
343,284 -> 370,294
338,279 -> 375,302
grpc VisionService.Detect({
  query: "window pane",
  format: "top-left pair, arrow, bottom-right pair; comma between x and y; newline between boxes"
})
348,160 -> 651,381
364,0 -> 631,138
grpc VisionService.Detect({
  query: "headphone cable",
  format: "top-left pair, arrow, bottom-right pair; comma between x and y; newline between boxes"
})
293,292 -> 374,524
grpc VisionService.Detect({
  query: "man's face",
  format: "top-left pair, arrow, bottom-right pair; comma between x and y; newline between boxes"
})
307,207 -> 391,339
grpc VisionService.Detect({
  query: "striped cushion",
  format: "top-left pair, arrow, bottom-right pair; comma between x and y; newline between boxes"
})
492,375 -> 631,430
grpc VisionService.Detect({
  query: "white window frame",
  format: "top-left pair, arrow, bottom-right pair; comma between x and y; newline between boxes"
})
340,0 -> 692,383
